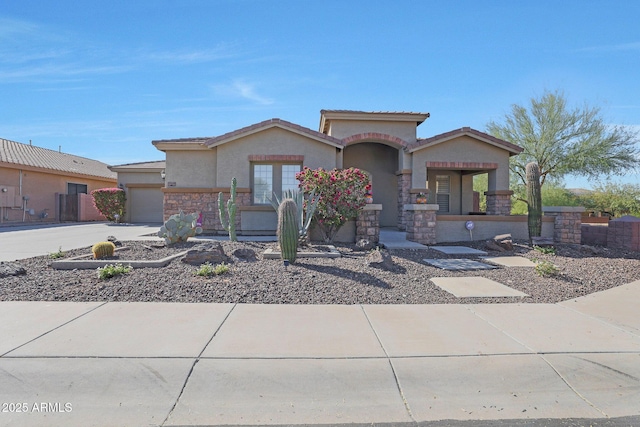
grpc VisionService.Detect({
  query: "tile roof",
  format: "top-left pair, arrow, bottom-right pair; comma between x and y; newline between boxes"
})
320,109 -> 430,116
151,137 -> 212,145
204,118 -> 345,148
319,110 -> 430,134
109,160 -> 166,170
1,138 -> 117,180
408,127 -> 524,154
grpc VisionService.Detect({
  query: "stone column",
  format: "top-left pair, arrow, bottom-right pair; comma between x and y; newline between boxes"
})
404,204 -> 439,245
485,190 -> 513,215
356,204 -> 382,243
542,206 -> 585,244
396,171 -> 412,231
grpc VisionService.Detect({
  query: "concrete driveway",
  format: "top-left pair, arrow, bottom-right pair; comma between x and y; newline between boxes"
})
0,222 -> 161,261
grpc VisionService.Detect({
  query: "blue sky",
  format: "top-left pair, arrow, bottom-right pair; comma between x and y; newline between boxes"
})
1,1 -> 639,189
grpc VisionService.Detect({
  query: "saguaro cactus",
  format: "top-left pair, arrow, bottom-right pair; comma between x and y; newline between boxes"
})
526,162 -> 542,243
277,198 -> 299,264
218,177 -> 238,241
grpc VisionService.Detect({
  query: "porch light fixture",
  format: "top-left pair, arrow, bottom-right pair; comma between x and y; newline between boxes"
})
160,169 -> 166,180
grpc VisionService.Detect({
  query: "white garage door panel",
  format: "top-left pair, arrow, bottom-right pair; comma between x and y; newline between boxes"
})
130,188 -> 163,223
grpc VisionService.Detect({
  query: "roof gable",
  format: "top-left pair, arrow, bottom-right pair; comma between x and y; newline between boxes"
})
407,127 -> 523,155
204,118 -> 345,149
0,138 -> 116,180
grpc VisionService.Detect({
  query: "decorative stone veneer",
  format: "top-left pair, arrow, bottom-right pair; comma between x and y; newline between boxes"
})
163,188 -> 251,233
404,204 -> 439,245
485,190 -> 513,216
543,206 -> 584,244
396,171 -> 412,231
356,204 -> 382,243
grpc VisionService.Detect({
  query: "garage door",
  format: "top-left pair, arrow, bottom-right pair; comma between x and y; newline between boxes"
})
129,187 -> 163,223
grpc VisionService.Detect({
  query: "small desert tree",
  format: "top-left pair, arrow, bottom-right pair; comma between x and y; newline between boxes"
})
296,167 -> 370,243
91,188 -> 126,222
487,90 -> 640,188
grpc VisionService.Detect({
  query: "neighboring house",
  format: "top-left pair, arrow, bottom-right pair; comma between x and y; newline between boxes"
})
0,138 -> 116,224
109,161 -> 165,223
150,110 -> 523,239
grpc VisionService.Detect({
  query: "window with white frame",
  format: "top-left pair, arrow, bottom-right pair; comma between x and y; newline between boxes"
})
252,163 -> 301,204
436,175 -> 450,213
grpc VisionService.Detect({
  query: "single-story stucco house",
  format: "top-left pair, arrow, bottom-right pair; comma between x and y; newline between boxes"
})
134,109 -> 539,242
0,138 -> 116,224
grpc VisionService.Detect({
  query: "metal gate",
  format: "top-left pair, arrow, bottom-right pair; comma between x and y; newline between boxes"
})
58,194 -> 79,221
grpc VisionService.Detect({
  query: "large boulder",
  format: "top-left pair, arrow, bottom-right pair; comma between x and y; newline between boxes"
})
181,242 -> 231,266
232,248 -> 257,262
486,233 -> 513,252
364,249 -> 395,270
0,262 -> 27,278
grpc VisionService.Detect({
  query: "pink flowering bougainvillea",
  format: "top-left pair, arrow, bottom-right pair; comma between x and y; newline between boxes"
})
296,167 -> 370,243
91,188 -> 126,222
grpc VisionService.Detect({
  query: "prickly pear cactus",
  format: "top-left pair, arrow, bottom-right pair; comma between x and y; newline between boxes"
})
158,210 -> 203,245
526,162 -> 542,243
92,241 -> 116,259
277,198 -> 299,264
218,177 -> 238,241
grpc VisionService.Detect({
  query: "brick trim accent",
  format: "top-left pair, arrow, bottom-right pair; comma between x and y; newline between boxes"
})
342,133 -> 408,148
426,161 -> 498,169
248,155 -> 304,162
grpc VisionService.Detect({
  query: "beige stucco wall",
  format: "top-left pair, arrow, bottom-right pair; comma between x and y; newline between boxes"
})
165,149 -> 217,188
241,209 -> 278,232
116,171 -> 164,187
327,120 -> 417,144
411,136 -> 511,190
0,165 -> 115,223
215,127 -> 338,188
435,215 -> 555,242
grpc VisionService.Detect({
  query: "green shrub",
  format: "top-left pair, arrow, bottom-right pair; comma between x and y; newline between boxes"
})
534,245 -> 556,255
534,260 -> 559,277
98,263 -> 132,280
91,188 -> 126,222
49,246 -> 65,259
195,262 -> 230,277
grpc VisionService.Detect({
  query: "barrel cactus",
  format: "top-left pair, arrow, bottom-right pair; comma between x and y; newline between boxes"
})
218,177 -> 238,241
526,162 -> 542,243
158,210 -> 203,245
277,198 -> 299,264
92,241 -> 116,259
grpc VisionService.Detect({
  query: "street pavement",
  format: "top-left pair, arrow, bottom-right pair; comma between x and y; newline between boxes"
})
0,222 -> 161,261
0,224 -> 639,426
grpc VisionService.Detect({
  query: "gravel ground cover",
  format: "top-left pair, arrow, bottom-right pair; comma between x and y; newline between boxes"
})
1,240 -> 638,304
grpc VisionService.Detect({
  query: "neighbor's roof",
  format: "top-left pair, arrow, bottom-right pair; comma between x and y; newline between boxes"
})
320,110 -> 430,134
204,118 -> 345,149
407,127 -> 524,155
0,138 -> 116,180
109,160 -> 166,172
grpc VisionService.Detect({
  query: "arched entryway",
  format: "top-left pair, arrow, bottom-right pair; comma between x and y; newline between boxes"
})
343,142 -> 399,227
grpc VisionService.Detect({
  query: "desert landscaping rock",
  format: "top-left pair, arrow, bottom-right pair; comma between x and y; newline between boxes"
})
364,249 -> 395,270
0,262 -> 27,278
232,248 -> 258,262
181,242 -> 231,265
0,239 -> 638,304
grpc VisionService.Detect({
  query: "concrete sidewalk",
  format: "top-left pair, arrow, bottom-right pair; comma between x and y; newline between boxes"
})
1,281 -> 639,426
